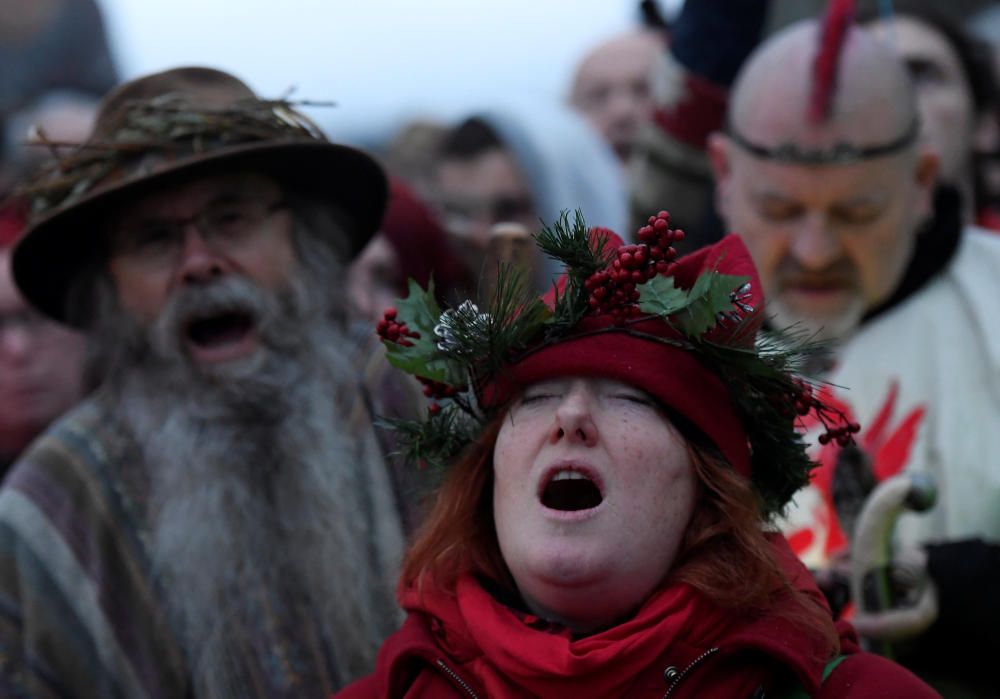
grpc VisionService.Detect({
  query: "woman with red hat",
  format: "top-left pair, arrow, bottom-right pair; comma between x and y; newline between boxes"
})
337,212 -> 936,698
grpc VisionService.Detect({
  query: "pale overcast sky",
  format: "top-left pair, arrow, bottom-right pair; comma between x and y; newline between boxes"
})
95,0 -> 681,144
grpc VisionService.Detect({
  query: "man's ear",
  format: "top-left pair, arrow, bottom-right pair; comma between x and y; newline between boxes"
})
913,146 -> 940,219
707,132 -> 732,219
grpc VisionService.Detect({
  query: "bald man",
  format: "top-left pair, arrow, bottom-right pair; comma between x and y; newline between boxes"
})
710,19 -> 1000,694
569,30 -> 664,164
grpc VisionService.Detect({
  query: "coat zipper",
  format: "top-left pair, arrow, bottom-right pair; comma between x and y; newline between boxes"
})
436,659 -> 480,698
662,646 -> 720,698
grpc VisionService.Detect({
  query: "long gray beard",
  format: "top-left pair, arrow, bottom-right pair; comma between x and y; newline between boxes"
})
97,272 -> 402,696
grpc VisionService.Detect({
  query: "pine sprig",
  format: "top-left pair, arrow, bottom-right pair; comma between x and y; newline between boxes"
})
533,209 -> 609,274
376,405 -> 480,473
535,210 -> 611,339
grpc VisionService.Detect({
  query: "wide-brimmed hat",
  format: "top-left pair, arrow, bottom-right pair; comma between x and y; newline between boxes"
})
11,66 -> 387,324
374,210 -> 858,516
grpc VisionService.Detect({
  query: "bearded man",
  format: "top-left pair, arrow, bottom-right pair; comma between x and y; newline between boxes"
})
0,67 -> 404,697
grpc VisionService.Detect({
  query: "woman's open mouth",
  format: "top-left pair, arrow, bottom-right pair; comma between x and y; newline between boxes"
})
183,310 -> 259,364
539,467 -> 604,512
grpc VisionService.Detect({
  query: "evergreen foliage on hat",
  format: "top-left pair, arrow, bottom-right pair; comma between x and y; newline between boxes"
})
376,210 -> 856,516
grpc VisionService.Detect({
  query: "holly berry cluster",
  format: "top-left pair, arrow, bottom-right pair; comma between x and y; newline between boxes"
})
784,380 -> 860,447
376,307 -> 420,347
583,211 -> 685,321
419,378 -> 462,416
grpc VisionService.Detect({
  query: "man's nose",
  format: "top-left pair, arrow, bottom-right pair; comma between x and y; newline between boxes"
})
550,383 -> 599,447
175,225 -> 228,285
0,325 -> 33,361
789,213 -> 842,269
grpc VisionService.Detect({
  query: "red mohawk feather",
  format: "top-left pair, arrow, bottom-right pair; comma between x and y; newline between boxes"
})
809,0 -> 856,123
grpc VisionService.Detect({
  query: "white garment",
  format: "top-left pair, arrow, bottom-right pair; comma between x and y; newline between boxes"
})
783,227 -> 1000,567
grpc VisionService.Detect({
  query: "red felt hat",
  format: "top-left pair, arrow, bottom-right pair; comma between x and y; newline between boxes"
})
486,232 -> 762,477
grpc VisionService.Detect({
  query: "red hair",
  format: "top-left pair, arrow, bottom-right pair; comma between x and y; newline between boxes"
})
402,413 -> 839,656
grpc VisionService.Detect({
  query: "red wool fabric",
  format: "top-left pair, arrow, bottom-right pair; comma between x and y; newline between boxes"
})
394,574 -> 739,699
485,233 -> 763,477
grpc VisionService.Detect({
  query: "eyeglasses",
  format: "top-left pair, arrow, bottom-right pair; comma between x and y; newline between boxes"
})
110,198 -> 288,267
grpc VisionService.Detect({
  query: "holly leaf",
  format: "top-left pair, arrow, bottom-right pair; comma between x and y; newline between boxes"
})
638,275 -> 691,317
383,278 -> 465,385
674,273 -> 751,337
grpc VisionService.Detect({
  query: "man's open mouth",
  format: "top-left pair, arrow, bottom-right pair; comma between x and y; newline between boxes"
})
183,310 -> 258,362
539,468 -> 604,512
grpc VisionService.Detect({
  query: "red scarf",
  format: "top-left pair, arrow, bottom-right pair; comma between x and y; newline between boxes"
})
400,576 -> 737,698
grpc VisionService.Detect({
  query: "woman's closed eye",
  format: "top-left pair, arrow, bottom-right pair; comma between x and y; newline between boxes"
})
519,392 -> 559,406
611,392 -> 655,407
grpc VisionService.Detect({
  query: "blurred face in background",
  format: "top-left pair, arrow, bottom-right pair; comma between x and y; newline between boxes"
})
0,249 -> 86,460
869,15 -> 984,191
570,31 -> 663,163
711,140 -> 936,343
346,234 -> 402,324
433,147 -> 537,278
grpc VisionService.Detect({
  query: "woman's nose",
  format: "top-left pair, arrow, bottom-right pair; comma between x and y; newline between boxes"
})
550,383 -> 599,447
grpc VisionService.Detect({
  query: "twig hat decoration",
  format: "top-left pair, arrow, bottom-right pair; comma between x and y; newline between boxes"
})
12,66 -> 387,324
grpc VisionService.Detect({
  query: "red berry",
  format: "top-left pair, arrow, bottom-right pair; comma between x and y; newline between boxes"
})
818,433 -> 831,445
673,229 -> 686,242
620,252 -> 634,268
653,218 -> 669,231
655,260 -> 671,275
594,287 -> 608,300
657,210 -> 670,220
647,215 -> 657,225
376,319 -> 389,334
384,307 -> 397,320
386,326 -> 400,341
429,403 -> 442,416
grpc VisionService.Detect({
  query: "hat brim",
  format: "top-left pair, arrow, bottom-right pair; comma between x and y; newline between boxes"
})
12,140 -> 387,325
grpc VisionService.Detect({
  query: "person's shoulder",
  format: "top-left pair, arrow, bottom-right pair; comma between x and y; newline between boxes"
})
818,651 -> 941,698
951,225 -> 1000,272
0,390 -> 129,530
334,612 -> 465,699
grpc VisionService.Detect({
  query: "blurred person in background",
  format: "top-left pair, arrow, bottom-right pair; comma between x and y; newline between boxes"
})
629,0 -> 770,252
0,91 -> 99,472
967,4 -> 1000,230
568,29 -> 665,166
348,179 -> 472,533
860,1 -> 1000,230
0,67 -> 403,697
0,203 -> 86,472
431,104 -> 627,293
0,0 -> 117,191
379,119 -> 447,203
709,11 -> 1000,694
348,179 -> 469,325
